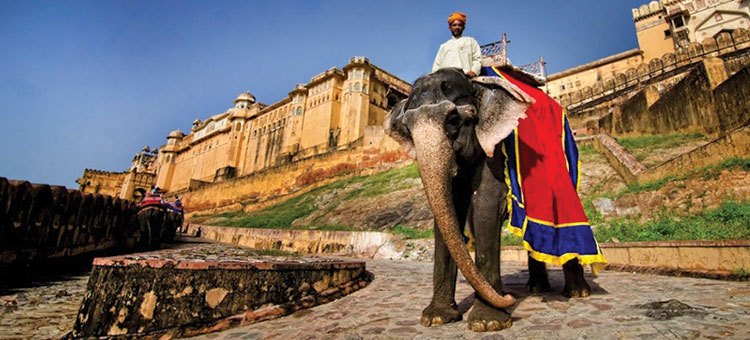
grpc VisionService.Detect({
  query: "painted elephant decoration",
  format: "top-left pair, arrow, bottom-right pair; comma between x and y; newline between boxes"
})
385,68 -> 592,331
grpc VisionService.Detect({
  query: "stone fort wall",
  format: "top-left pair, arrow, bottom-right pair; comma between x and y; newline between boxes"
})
0,177 -> 164,272
558,28 -> 750,114
594,58 -> 749,137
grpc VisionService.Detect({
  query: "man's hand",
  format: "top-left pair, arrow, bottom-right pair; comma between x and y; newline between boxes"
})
466,71 -> 477,77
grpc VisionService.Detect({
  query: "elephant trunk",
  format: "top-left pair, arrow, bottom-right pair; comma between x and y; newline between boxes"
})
410,103 -> 515,309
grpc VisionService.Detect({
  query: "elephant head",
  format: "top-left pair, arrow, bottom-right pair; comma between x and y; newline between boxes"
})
385,68 -> 533,308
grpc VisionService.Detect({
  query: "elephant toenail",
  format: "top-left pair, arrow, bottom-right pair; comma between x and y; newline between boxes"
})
470,322 -> 486,332
486,320 -> 501,331
432,316 -> 444,325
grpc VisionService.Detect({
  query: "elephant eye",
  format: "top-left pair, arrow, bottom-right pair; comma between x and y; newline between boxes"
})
444,111 -> 462,139
440,81 -> 452,96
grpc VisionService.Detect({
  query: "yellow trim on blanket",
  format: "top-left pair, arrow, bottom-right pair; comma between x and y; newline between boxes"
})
562,109 -> 569,172
524,239 -> 608,266
526,216 -> 590,228
501,142 -> 515,228
514,130 -> 524,203
492,67 -> 524,203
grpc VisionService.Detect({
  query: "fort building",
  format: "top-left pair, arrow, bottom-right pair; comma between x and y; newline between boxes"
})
544,0 -> 749,101
78,57 -> 410,199
76,145 -> 158,200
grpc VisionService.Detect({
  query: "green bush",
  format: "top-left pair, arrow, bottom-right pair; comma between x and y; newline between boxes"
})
594,201 -> 750,243
392,225 -> 434,239
619,157 -> 750,195
732,268 -> 750,278
616,132 -> 705,151
578,145 -> 597,157
501,233 -> 523,246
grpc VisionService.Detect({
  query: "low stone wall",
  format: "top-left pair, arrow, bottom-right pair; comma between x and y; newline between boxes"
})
1,179 -> 131,266
0,177 -> 178,278
186,225 -> 749,279
637,124 -> 750,183
178,147 -> 410,217
579,122 -> 748,185
504,240 -> 750,279
66,244 -> 370,339
185,224 -> 405,259
589,134 -> 646,184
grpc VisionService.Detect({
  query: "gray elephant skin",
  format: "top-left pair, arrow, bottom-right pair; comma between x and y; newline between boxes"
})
385,68 -> 592,332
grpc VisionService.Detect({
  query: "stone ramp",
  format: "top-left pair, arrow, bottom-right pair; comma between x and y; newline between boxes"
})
65,244 -> 370,339
186,259 -> 750,340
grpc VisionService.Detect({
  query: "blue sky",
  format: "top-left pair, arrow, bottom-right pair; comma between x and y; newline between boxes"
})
0,0 -> 648,188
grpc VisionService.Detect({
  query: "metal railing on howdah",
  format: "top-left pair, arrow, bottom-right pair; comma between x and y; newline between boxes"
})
480,33 -> 548,81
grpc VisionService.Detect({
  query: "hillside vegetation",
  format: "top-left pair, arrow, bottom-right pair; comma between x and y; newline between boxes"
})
190,150 -> 750,244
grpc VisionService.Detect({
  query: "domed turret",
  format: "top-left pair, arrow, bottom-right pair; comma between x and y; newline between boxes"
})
168,129 -> 184,139
234,92 -> 256,109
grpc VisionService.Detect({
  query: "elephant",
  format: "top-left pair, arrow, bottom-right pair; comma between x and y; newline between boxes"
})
385,68 -> 592,331
136,205 -> 166,248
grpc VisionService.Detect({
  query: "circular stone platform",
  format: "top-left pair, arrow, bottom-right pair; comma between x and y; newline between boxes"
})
65,244 -> 371,339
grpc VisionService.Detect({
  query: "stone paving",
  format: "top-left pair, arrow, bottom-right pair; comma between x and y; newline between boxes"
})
185,259 -> 750,340
0,273 -> 88,340
3,252 -> 750,340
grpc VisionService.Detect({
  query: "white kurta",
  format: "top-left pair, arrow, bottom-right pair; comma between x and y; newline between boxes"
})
431,36 -> 482,75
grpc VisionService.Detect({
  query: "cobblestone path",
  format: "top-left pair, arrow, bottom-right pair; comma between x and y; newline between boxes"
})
186,259 -> 750,340
0,274 -> 88,340
3,257 -> 749,340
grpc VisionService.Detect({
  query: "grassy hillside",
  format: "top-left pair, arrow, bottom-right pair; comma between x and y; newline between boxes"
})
191,153 -> 750,243
191,163 -> 422,231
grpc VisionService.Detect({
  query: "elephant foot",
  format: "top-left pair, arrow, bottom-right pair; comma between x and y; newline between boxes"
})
562,280 -> 591,298
420,301 -> 462,327
526,276 -> 552,294
562,258 -> 591,298
467,301 -> 512,332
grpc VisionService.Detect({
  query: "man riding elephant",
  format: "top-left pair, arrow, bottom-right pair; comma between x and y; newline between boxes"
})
432,11 -> 482,78
384,11 -> 606,332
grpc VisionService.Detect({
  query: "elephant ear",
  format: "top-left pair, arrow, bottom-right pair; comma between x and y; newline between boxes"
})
472,76 -> 535,157
384,99 -> 416,158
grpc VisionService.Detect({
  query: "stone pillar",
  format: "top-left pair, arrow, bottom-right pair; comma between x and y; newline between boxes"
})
702,57 -> 728,89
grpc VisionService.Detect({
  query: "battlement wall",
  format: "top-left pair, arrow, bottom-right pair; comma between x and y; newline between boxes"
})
0,177 -> 167,275
594,60 -> 749,137
557,28 -> 750,113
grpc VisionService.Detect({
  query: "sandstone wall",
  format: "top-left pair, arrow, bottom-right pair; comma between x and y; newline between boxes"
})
596,63 -> 750,138
560,28 -> 750,112
184,224 -> 405,259
637,124 -> 750,183
0,177 -> 170,273
589,134 -> 646,184
713,66 -> 750,133
179,147 -> 410,216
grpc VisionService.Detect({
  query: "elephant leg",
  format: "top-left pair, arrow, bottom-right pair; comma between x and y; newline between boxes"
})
562,258 -> 591,298
467,162 -> 512,332
526,254 -> 552,293
421,175 -> 472,327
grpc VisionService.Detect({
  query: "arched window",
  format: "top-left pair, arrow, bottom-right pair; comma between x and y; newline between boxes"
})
354,82 -> 361,91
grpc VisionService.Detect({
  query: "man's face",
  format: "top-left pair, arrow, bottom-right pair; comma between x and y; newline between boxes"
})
449,20 -> 465,38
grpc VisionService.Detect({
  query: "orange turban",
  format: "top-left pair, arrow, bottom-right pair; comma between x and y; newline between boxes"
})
447,11 -> 467,24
